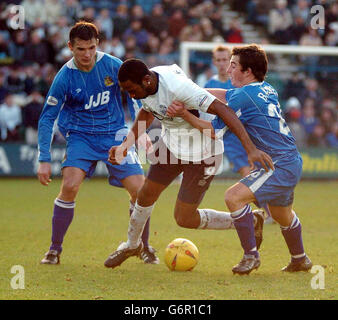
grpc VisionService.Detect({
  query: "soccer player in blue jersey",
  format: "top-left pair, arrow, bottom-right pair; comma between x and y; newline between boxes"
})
37,22 -> 159,265
205,45 -> 273,226
167,44 -> 312,275
204,45 -> 250,177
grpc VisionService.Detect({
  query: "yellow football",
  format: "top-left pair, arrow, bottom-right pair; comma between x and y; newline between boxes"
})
164,238 -> 199,271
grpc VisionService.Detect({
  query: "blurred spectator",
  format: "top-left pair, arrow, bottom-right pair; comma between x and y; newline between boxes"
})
21,0 -> 46,26
326,122 -> 338,148
23,29 -> 51,66
34,64 -> 57,97
224,18 -> 243,43
0,93 -> 22,141
23,64 -> 37,95
130,4 -> 146,22
0,71 -> 9,104
136,0 -> 161,14
297,78 -> 323,107
54,16 -> 71,47
123,35 -> 141,60
96,9 -> 114,40
291,0 -> 310,25
324,27 -> 338,46
282,72 -> 305,101
180,23 -> 203,42
99,38 -> 126,59
0,32 -> 11,64
6,65 -> 25,95
268,0 -> 293,44
22,90 -> 43,144
63,0 -> 82,25
168,10 -> 187,38
299,28 -> 323,77
320,103 -> 337,135
145,3 -> 168,36
113,4 -> 130,38
123,19 -> 149,51
326,2 -> 338,28
200,17 -> 220,42
284,97 -> 307,148
143,34 -> 160,54
44,0 -> 63,25
8,30 -> 26,63
158,36 -> 176,64
110,37 -> 126,59
307,123 -> 327,147
208,4 -> 223,35
246,0 -> 273,26
286,15 -> 307,45
81,7 -> 96,23
300,98 -> 318,135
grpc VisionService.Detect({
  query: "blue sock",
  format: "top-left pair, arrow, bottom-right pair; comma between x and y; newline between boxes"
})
50,199 -> 75,253
130,202 -> 150,248
262,203 -> 271,217
280,212 -> 305,262
231,205 -> 259,258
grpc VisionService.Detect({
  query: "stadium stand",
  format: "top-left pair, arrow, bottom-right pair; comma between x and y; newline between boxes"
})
0,0 -> 337,148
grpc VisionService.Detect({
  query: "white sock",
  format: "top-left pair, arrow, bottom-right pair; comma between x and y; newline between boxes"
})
127,201 -> 154,248
197,209 -> 234,230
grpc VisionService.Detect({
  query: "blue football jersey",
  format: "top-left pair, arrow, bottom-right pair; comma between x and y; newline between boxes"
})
212,81 -> 298,160
38,51 -> 140,162
204,76 -> 234,90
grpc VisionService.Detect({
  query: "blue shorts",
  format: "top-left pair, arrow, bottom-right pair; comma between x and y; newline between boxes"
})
61,130 -> 144,187
240,153 -> 302,207
223,134 -> 249,173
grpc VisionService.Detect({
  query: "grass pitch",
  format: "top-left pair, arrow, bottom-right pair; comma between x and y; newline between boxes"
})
0,178 -> 337,300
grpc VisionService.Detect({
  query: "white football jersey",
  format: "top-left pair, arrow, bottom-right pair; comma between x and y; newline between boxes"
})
141,64 -> 224,162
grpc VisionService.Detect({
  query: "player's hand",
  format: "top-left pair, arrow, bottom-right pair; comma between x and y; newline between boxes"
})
37,162 -> 52,186
247,149 -> 275,172
166,101 -> 187,118
137,133 -> 154,154
108,145 -> 128,165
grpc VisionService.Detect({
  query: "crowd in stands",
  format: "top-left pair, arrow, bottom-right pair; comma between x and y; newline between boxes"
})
0,0 -> 337,149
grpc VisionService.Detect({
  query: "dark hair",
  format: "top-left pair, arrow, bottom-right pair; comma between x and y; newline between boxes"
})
69,21 -> 99,44
232,44 -> 268,82
118,58 -> 151,84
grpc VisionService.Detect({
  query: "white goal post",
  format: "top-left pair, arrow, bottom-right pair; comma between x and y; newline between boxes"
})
179,41 -> 338,76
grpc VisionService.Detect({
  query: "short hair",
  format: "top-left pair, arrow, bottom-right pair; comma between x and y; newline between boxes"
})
69,21 -> 99,44
212,45 -> 231,56
118,58 -> 151,84
232,44 -> 268,82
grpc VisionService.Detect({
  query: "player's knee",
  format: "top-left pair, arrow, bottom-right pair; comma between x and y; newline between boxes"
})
174,209 -> 197,229
61,180 -> 81,198
175,214 -> 191,228
137,184 -> 157,206
224,187 -> 239,208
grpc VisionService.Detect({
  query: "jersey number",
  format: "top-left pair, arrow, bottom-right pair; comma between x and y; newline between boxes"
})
267,103 -> 290,136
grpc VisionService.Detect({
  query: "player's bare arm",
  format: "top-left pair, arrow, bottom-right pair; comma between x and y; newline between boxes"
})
167,99 -> 274,172
166,101 -> 215,138
205,88 -> 228,105
208,100 -> 274,172
37,162 -> 52,186
108,108 -> 154,164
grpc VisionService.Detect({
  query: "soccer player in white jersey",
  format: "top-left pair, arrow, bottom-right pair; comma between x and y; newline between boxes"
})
37,22 -> 159,265
167,44 -> 312,275
104,58 -> 274,269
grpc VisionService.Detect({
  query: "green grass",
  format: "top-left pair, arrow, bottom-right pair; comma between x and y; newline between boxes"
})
0,178 -> 337,300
